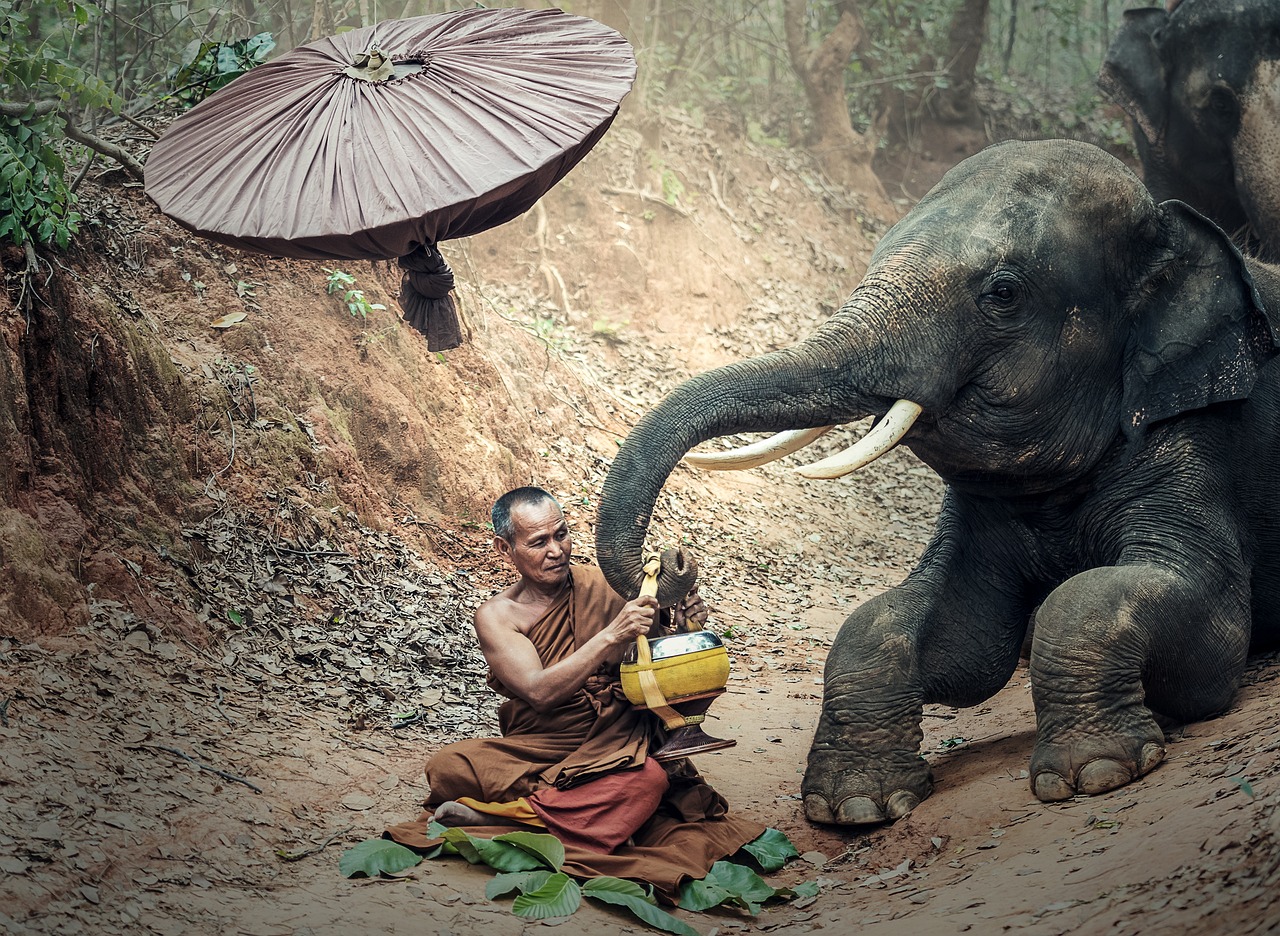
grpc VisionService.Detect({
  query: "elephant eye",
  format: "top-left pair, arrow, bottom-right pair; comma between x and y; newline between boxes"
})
1205,86 -> 1238,121
981,275 -> 1023,314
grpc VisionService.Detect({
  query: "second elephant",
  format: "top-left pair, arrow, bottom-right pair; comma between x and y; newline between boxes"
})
1099,0 -> 1280,259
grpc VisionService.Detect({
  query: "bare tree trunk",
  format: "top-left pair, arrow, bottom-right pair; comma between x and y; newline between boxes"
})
1003,0 -> 1018,75
581,0 -> 632,37
783,0 -> 893,219
309,0 -> 335,41
935,0 -> 990,122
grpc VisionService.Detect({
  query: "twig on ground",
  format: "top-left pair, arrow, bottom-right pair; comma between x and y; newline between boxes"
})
215,686 -> 237,726
707,168 -> 739,222
601,185 -> 693,217
131,744 -> 264,794
203,409 -> 237,498
276,825 -> 355,862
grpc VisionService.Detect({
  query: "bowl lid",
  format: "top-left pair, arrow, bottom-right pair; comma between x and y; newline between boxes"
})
622,629 -> 724,663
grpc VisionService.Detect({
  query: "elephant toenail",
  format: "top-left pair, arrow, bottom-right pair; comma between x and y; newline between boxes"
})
803,794 -> 836,824
1139,742 -> 1165,775
1032,771 -> 1074,802
1077,759 -> 1131,795
835,795 -> 887,825
885,790 -> 920,819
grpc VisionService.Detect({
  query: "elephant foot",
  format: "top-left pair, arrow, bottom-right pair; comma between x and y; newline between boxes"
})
802,755 -> 933,826
1030,726 -> 1165,802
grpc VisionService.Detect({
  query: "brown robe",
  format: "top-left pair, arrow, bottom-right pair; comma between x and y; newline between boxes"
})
384,564 -> 766,903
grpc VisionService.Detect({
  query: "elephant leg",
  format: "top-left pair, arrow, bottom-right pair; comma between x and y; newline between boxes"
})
1028,563 -> 1250,802
802,591 -> 935,826
803,521 -> 1030,825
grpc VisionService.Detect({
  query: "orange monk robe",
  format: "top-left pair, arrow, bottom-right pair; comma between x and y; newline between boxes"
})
385,564 -> 766,902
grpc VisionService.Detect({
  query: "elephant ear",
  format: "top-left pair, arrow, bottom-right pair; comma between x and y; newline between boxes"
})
1097,7 -> 1169,147
1122,200 -> 1278,442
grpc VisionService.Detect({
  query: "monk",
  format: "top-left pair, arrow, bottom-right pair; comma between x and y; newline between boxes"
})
385,486 -> 765,901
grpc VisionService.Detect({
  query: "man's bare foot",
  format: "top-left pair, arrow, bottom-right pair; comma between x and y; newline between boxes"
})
431,801 -> 521,827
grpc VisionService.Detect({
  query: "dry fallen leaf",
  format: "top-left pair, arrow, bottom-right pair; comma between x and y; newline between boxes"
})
211,311 -> 248,329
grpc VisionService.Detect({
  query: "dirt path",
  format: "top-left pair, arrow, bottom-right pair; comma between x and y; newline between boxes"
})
3,109 -> 1278,935
4,464 -> 1279,935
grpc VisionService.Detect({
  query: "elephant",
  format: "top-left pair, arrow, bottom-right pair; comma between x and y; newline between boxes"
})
593,138 -> 1280,826
1098,0 -> 1280,260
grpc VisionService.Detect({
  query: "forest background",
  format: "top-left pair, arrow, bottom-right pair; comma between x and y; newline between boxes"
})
12,3 -> 1277,936
3,0 -> 1142,265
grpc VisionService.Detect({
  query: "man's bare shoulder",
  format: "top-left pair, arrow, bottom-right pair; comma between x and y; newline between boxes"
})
474,586 -> 520,632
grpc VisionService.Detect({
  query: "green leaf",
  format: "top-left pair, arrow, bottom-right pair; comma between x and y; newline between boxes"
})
215,44 -> 242,76
678,860 -> 783,915
740,827 -> 799,872
793,880 -> 821,898
705,860 -> 777,909
582,877 -> 655,904
440,828 -> 545,872
245,32 -> 277,62
585,878 -> 703,936
487,869 -> 553,901
676,876 -> 732,912
511,872 -> 581,919
338,838 -> 423,878
492,831 -> 564,871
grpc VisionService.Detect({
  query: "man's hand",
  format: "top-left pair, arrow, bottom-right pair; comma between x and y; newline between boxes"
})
672,585 -> 709,631
606,596 -> 659,647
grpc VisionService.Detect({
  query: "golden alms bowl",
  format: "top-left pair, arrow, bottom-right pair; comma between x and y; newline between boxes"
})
619,630 -> 730,706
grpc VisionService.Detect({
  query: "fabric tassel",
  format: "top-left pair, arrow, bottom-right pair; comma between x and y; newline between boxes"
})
398,244 -> 463,351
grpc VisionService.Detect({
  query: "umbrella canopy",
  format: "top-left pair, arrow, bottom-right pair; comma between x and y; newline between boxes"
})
144,7 -> 636,349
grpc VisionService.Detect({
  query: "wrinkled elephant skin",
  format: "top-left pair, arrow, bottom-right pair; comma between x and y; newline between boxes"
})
1100,0 -> 1280,260
594,139 -> 1280,825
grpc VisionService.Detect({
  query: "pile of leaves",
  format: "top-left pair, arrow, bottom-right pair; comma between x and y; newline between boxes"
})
339,825 -> 817,935
141,496 -> 503,742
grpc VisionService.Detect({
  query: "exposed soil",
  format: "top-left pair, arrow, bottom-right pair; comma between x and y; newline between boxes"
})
1,103 -> 1278,936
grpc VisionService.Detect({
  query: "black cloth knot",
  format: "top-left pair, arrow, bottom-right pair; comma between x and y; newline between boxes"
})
398,243 -> 462,351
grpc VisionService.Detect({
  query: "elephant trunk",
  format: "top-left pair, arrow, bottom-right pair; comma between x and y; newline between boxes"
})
1232,60 -> 1280,260
595,329 -> 866,606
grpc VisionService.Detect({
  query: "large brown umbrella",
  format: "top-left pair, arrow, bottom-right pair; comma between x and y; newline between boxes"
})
144,7 -> 636,350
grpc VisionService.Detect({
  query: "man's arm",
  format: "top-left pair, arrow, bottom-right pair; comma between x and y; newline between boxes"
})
474,596 -> 659,714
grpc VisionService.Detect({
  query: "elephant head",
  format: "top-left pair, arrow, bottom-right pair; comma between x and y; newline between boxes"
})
1099,0 -> 1280,260
595,139 -> 1274,607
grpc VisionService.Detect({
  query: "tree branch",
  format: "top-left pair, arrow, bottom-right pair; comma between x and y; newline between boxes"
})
0,99 -> 145,182
63,122 -> 145,181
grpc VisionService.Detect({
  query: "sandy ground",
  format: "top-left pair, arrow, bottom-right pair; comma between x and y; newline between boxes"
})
3,99 -> 1279,936
4,508 -> 1279,936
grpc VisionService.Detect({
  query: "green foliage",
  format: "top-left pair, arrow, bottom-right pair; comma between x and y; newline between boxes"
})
1230,776 -> 1256,800
323,268 -> 387,319
511,871 -> 583,919
439,827 -> 548,872
677,860 -> 780,915
739,826 -> 800,872
172,32 -> 276,106
486,869 -> 554,900
582,878 -> 702,936
0,0 -> 120,249
492,830 -> 566,870
661,169 -> 686,208
337,838 -> 423,878
412,823 -> 807,934
0,111 -> 80,249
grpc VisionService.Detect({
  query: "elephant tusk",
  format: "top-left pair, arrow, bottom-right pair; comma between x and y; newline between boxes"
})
683,426 -> 836,471
794,400 -> 923,479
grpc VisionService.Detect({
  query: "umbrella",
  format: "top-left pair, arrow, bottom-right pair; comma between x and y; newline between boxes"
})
144,7 -> 636,350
